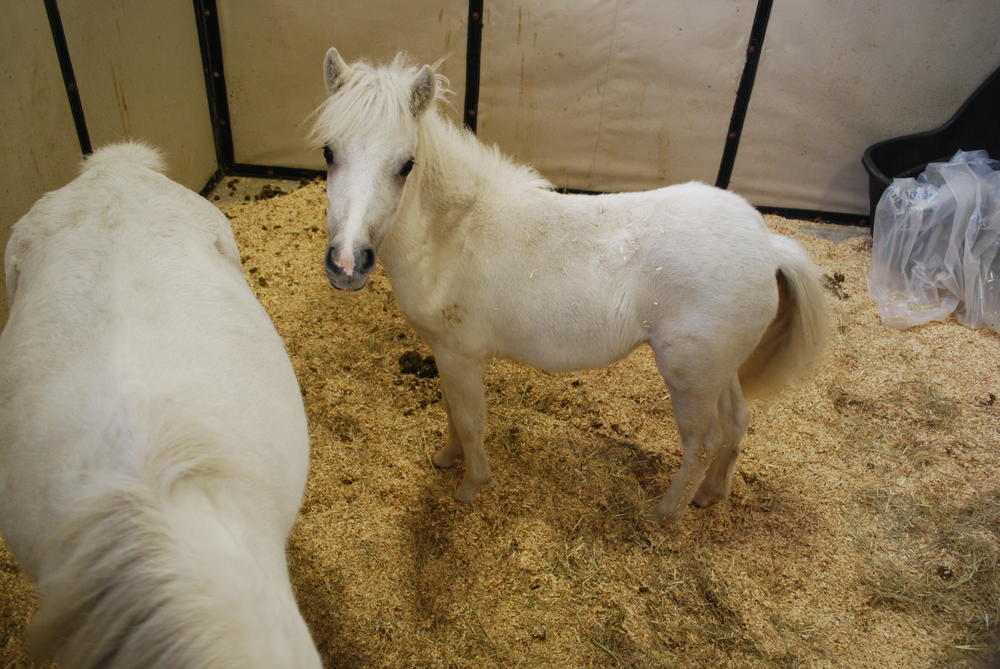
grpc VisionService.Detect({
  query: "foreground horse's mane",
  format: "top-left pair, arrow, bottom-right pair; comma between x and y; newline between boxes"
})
309,53 -> 552,193
29,439 -> 244,669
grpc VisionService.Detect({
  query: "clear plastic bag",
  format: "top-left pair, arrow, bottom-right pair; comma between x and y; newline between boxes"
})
867,150 -> 1000,331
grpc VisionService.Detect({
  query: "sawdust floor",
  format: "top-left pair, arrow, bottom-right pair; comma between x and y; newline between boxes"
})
2,181 -> 998,668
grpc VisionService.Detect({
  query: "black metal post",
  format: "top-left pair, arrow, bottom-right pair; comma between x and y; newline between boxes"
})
193,0 -> 234,172
715,0 -> 773,190
463,0 -> 484,132
43,0 -> 92,155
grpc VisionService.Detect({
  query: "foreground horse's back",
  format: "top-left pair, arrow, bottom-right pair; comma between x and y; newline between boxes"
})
0,143 -> 320,668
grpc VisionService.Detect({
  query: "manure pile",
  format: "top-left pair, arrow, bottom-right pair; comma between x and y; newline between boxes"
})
2,181 -> 998,667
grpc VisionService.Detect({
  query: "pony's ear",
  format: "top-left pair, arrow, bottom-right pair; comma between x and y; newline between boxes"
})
324,47 -> 350,94
410,65 -> 436,117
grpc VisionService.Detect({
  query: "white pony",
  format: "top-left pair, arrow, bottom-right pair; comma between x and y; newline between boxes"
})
0,143 -> 321,668
310,50 -> 829,525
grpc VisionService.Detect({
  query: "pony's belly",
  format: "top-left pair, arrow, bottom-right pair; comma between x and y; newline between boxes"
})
494,325 -> 642,373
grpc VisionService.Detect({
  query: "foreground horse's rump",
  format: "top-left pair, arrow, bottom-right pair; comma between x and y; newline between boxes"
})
0,143 -> 321,668
310,49 -> 829,525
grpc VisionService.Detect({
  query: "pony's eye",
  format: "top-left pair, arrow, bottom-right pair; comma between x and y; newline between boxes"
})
323,146 -> 334,166
399,158 -> 415,178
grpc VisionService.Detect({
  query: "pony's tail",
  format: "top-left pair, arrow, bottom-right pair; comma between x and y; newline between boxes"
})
81,140 -> 166,175
27,435 -> 241,669
739,234 -> 829,400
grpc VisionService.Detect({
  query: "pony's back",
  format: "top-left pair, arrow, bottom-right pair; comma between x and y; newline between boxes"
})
1,142 -> 308,561
0,142 -> 318,667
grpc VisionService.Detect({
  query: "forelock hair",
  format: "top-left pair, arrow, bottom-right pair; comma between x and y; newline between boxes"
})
307,52 -> 451,149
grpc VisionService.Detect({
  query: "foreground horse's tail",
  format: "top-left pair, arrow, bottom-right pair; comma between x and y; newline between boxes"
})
27,436 -> 244,668
739,235 -> 829,399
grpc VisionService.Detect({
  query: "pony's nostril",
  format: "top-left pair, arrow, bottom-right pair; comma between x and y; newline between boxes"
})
324,246 -> 343,275
358,247 -> 376,274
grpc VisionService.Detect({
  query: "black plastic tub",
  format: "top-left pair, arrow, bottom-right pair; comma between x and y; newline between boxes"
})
861,64 -> 1000,219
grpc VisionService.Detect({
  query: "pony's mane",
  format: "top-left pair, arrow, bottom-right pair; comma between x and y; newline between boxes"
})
418,113 -> 553,193
308,52 -> 451,148
29,440 -> 248,669
308,53 -> 552,192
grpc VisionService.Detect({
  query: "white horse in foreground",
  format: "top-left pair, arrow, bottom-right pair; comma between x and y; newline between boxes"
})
0,143 -> 321,668
311,50 -> 829,524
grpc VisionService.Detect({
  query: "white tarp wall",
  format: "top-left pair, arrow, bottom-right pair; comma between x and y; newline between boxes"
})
729,0 -> 1000,214
56,1 -> 216,191
3,1 -> 1000,319
476,1 -> 754,192
2,0 -> 216,320
1,2 -> 82,319
219,0 -> 1000,213
219,0 -> 469,169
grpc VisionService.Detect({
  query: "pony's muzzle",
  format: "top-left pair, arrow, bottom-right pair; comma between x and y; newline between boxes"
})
324,244 -> 376,291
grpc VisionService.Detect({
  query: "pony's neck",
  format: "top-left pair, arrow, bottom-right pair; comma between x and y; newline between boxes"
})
382,109 -> 549,269
415,111 -> 492,211
416,109 -> 550,199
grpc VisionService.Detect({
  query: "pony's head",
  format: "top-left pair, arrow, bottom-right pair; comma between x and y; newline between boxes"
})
309,48 -> 442,291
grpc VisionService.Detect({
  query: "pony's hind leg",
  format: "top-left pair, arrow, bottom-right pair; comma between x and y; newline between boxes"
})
692,376 -> 748,508
648,341 -> 728,525
431,347 -> 492,502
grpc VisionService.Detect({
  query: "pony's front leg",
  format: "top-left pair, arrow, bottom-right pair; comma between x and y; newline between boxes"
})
432,348 -> 491,502
431,389 -> 463,468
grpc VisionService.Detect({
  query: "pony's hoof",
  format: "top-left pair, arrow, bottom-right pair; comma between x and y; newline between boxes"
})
692,490 -> 726,508
432,447 -> 461,469
648,501 -> 685,526
453,477 -> 492,503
